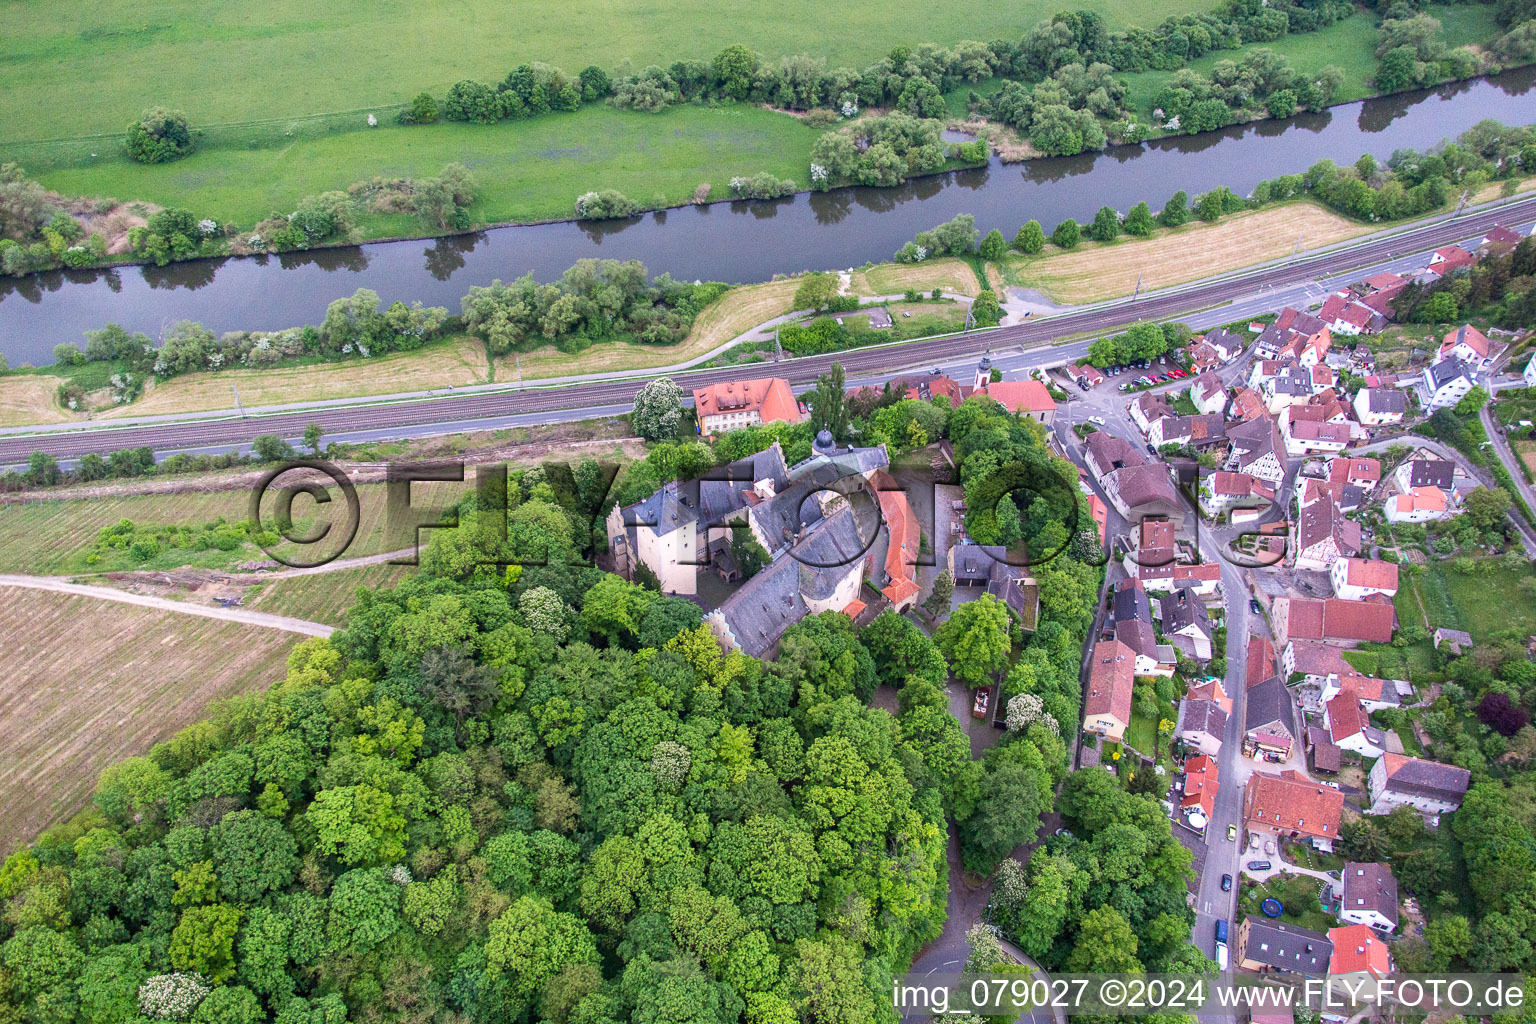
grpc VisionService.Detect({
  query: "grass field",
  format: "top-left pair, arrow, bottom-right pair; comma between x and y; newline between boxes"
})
1119,6 -> 1503,119
0,480 -> 465,575
33,104 -> 821,237
0,586 -> 296,852
250,563 -> 416,625
0,374 -> 76,426
1441,561 -> 1536,641
999,202 -> 1366,303
1,0 -> 1215,144
99,336 -> 491,418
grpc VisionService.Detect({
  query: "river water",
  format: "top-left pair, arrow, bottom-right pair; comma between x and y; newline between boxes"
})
2,66 -> 1534,365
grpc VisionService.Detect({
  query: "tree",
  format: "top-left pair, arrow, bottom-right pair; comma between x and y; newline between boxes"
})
306,784 -> 407,866
793,272 -> 838,312
581,573 -> 656,645
209,810 -> 298,904
1453,386 -> 1490,415
933,593 -> 1012,687
1014,220 -> 1045,254
251,435 -> 293,463
979,229 -> 1008,260
1123,201 -> 1155,236
1088,205 -> 1121,242
170,904 -> 241,983
1194,188 -> 1226,222
1159,190 -> 1190,227
631,377 -> 685,441
1461,485 -> 1512,532
924,569 -> 954,616
807,362 -> 849,440
712,45 -> 758,100
1065,906 -> 1142,973
970,290 -> 1001,327
302,422 -> 324,455
126,108 -> 193,164
1051,219 -> 1081,249
1266,89 -> 1297,119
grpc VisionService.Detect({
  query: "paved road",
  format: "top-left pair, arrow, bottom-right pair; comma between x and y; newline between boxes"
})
6,195 -> 1536,466
0,575 -> 333,636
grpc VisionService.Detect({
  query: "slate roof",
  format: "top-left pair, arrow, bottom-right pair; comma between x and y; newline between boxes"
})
1245,676 -> 1297,745
1358,388 -> 1406,415
617,443 -> 791,539
712,506 -> 869,658
1159,584 -> 1212,638
1342,862 -> 1399,929
1180,697 -> 1229,739
1297,499 -> 1361,560
1426,357 -> 1473,390
1240,917 -> 1333,976
1377,754 -> 1472,804
1403,459 -> 1454,490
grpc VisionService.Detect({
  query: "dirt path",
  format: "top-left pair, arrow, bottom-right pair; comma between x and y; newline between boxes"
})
0,576 -> 333,637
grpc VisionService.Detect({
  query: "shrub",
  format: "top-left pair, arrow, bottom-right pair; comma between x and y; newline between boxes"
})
125,108 -> 194,164
403,92 -> 439,124
727,172 -> 796,200
1014,220 -> 1045,253
573,189 -> 639,220
1051,219 -> 1081,249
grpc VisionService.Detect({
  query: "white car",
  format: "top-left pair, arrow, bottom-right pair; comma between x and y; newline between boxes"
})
1090,415 -> 1107,426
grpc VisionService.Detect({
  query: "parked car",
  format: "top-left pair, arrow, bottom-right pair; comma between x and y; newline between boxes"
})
1078,380 -> 1090,391
1169,368 -> 1187,378
1146,444 -> 1157,455
1215,920 -> 1228,943
1118,383 -> 1129,392
1227,824 -> 1238,842
1090,415 -> 1106,426
1249,598 -> 1263,614
1250,860 -> 1272,871
1221,874 -> 1233,892
1054,827 -> 1075,839
1322,781 -> 1340,790
972,686 -> 991,720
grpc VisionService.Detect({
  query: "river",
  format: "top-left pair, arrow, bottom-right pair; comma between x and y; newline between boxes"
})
2,66 -> 1534,365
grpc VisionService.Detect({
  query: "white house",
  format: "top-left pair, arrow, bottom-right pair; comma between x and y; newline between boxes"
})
1321,674 -> 1408,714
1331,558 -> 1399,601
1353,388 -> 1405,427
1367,754 -> 1471,815
1190,373 -> 1228,416
1385,486 -> 1449,523
1525,352 -> 1536,387
1339,863 -> 1399,933
1325,692 -> 1387,758
1421,357 -> 1475,409
1435,324 -> 1497,370
1394,458 -> 1454,494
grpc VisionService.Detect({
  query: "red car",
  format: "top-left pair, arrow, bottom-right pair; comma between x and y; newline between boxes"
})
1168,368 -> 1186,378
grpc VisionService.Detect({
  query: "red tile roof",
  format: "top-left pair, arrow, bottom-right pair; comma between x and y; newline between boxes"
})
1326,691 -> 1370,741
1182,754 -> 1219,815
693,377 -> 803,426
977,379 -> 1057,414
1440,323 -> 1492,359
1323,598 -> 1395,643
1244,769 -> 1345,841
1246,636 -> 1276,688
1341,558 -> 1398,592
876,478 -> 921,607
1086,640 -> 1136,723
1328,924 -> 1391,978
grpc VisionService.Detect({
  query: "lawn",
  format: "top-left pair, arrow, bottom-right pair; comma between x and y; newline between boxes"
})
1441,561 -> 1536,642
998,202 -> 1367,303
34,104 -> 822,236
1,0 -> 1215,144
1239,872 -> 1334,934
0,586 -> 296,853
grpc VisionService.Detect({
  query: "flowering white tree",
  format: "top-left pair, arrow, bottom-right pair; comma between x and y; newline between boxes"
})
197,218 -> 217,236
139,974 -> 210,1020
519,586 -> 569,640
809,163 -> 829,185
649,740 -> 691,790
630,376 -> 685,440
993,857 -> 1028,910
1005,693 -> 1045,732
367,113 -> 378,127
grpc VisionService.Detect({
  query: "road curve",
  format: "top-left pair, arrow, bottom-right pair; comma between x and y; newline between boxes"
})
7,195 -> 1535,465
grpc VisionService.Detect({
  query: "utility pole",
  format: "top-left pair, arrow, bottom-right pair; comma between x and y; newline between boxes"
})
1292,232 -> 1303,260
515,355 -> 523,389
231,383 -> 245,418
1132,270 -> 1142,302
774,325 -> 783,362
1452,190 -> 1469,217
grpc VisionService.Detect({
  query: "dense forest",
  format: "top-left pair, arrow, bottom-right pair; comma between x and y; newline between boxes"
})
0,390 -> 1142,1024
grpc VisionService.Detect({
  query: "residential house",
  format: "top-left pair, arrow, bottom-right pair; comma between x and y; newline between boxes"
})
1274,595 -> 1396,645
705,506 -> 868,658
1150,412 -> 1226,450
1112,578 -> 1178,677
1385,486 -> 1449,523
1084,639 -> 1136,742
1226,416 -> 1287,487
1190,373 -> 1228,415
1308,725 -> 1343,774
1181,754 -> 1220,821
1253,323 -> 1294,359
1478,224 -> 1526,250
887,372 -> 963,407
1123,517 -> 1176,583
1246,635 -> 1277,689
1292,499 -> 1361,571
1159,583 -> 1214,660
1422,356 -> 1476,409
1248,359 -> 1286,392
1073,364 -> 1105,388
692,377 -> 803,437
1325,924 -> 1393,1017
1200,471 -> 1276,518
1244,769 -> 1345,850
1524,352 -> 1536,387
1086,431 -> 1185,523
1426,244 -> 1474,276
1327,456 -> 1381,512
1331,558 -> 1398,601
1433,627 -> 1473,656
1366,754 -> 1472,815
1437,324 -> 1499,370
1236,917 -> 1333,978
1319,292 -> 1383,336
1281,640 -> 1352,686
1353,388 -> 1406,427
1230,387 -> 1269,423
1245,675 -> 1299,760
1394,458 -> 1454,494
1265,365 -> 1316,414
1339,863 -> 1399,932
1324,691 -> 1387,758
973,379 -> 1057,424
1131,392 -> 1176,434
1178,695 -> 1229,757
1320,674 -> 1407,713
1202,327 -> 1245,361
1282,416 -> 1353,456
